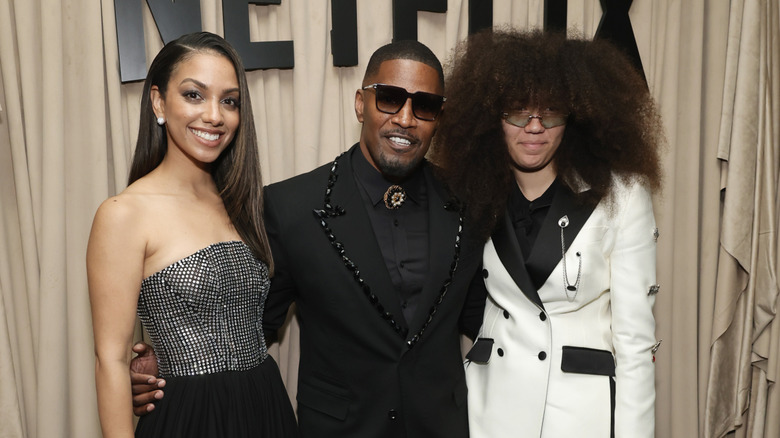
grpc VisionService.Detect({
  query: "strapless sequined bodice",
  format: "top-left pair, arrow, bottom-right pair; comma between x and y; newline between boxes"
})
138,241 -> 269,378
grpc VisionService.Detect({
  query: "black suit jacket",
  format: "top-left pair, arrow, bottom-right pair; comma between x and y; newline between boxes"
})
263,144 -> 485,438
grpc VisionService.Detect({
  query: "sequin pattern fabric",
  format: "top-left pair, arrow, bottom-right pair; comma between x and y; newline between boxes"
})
138,241 -> 269,378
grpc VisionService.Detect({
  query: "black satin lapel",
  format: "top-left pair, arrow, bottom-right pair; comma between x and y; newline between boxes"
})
324,153 -> 408,332
526,185 -> 596,289
492,210 -> 544,309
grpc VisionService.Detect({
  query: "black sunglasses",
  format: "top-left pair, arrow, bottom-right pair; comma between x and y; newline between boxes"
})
362,83 -> 446,121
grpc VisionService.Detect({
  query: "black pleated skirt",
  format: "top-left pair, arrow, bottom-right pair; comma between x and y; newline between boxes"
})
135,357 -> 299,437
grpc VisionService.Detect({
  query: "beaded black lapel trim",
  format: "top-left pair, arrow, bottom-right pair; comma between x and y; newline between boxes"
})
312,153 -> 465,349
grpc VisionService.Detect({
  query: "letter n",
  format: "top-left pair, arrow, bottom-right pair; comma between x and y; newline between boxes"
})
114,0 -> 202,83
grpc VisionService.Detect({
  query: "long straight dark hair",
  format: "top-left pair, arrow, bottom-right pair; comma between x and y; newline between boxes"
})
128,32 -> 273,272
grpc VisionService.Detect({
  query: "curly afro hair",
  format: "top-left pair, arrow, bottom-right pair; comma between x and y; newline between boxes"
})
433,27 -> 664,241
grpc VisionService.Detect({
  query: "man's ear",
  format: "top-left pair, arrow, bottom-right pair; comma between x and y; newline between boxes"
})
151,85 -> 165,120
355,89 -> 365,123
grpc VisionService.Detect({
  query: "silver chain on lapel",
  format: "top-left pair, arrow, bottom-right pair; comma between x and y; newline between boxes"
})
558,215 -> 582,301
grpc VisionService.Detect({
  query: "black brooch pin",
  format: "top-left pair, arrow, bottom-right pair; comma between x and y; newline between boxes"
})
383,185 -> 407,209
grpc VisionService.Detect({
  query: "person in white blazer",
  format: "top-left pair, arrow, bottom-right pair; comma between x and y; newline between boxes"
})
433,29 -> 665,438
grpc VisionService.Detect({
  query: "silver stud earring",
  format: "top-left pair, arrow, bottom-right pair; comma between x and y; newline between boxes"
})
156,117 -> 165,126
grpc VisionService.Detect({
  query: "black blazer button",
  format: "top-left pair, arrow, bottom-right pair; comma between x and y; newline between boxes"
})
497,348 -> 504,357
482,269 -> 489,278
388,409 -> 398,420
538,351 -> 547,360
503,310 -> 510,319
539,312 -> 547,321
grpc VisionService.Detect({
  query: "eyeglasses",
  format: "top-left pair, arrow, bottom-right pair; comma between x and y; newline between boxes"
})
502,110 -> 569,129
362,83 -> 446,121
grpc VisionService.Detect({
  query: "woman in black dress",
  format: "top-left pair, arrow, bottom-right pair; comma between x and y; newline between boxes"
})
87,32 -> 298,437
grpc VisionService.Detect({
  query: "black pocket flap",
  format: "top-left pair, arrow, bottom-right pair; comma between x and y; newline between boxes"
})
466,338 -> 494,363
561,346 -> 615,376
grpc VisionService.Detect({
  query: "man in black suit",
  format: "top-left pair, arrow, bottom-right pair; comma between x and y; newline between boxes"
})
131,40 -> 485,438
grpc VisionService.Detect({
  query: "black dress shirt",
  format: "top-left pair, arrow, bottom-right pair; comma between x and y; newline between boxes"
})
508,179 -> 559,287
351,149 -> 429,324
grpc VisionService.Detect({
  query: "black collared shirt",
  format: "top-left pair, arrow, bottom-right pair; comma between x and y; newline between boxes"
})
352,148 -> 429,324
508,178 -> 559,263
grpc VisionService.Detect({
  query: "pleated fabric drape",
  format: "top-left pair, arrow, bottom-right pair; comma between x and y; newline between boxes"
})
704,1 -> 780,437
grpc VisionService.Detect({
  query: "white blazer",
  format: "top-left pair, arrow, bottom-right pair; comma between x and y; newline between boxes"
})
465,179 -> 657,438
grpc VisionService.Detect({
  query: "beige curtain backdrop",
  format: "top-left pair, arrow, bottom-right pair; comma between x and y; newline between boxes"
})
705,0 -> 780,437
0,0 -> 775,437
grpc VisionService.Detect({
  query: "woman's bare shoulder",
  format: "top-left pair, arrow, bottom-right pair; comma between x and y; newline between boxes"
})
90,176 -> 171,241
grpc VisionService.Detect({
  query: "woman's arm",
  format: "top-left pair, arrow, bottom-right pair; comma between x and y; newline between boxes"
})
87,196 -> 147,438
609,181 -> 658,437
